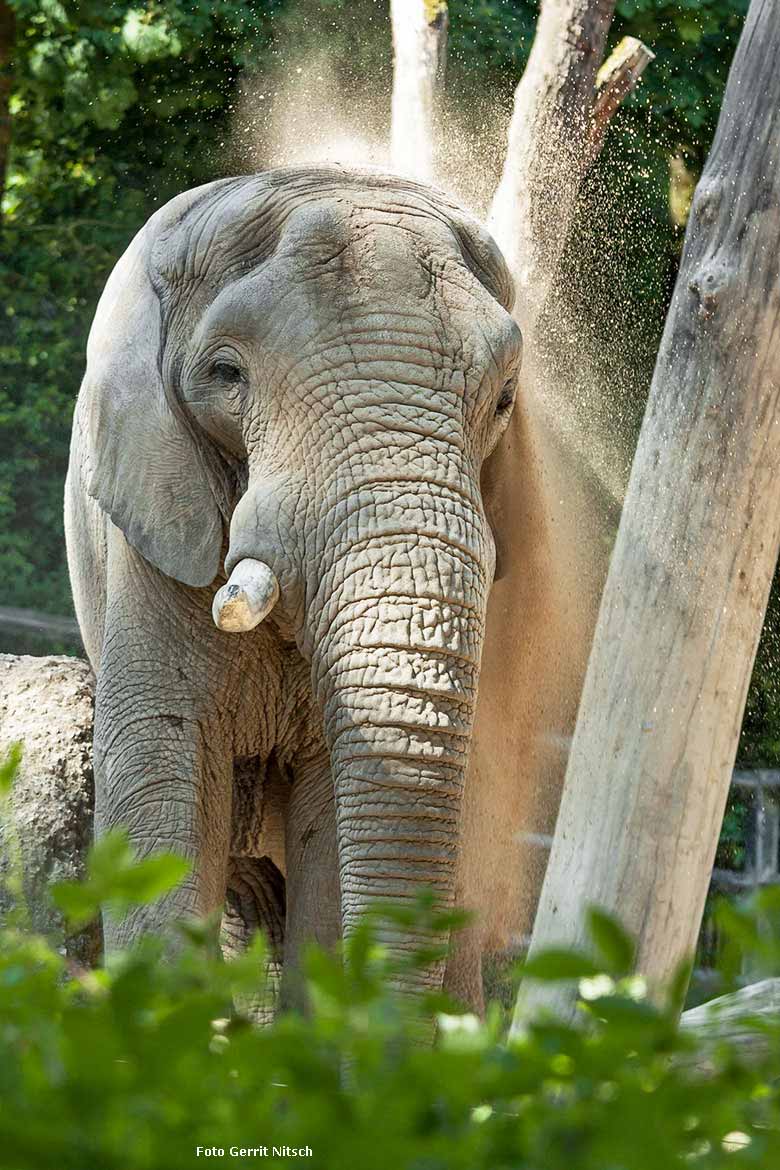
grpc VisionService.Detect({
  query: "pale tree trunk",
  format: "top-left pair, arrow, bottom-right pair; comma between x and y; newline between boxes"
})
679,980 -> 780,1074
488,0 -> 652,332
514,0 -> 780,1031
0,0 -> 14,218
389,0 -> 447,181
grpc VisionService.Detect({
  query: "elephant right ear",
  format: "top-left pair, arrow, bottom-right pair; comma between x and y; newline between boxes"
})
82,219 -> 228,588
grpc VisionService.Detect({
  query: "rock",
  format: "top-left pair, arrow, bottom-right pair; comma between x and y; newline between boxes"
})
0,654 -> 100,963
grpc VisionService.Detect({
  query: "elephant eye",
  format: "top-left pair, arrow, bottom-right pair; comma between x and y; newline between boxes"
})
495,380 -> 515,415
211,360 -> 244,385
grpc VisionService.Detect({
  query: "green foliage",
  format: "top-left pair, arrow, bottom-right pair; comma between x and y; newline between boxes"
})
586,906 -> 637,976
0,742 -> 22,797
51,828 -> 191,928
1,763 -> 780,1169
0,0 -> 279,614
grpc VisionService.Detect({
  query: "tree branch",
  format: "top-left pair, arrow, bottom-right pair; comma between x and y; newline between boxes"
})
487,1 -> 652,332
679,980 -> 780,1073
589,36 -> 655,161
390,0 -> 448,182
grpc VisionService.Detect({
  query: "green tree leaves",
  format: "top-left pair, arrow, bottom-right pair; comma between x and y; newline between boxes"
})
2,857 -> 780,1169
0,741 -> 22,797
0,0 -> 278,618
587,906 -> 636,976
51,829 -> 190,928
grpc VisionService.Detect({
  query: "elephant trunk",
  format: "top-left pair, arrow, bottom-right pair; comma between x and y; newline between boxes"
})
307,498 -> 492,989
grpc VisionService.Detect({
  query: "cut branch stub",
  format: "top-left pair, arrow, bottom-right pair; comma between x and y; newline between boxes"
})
589,37 -> 655,161
487,1 -> 652,329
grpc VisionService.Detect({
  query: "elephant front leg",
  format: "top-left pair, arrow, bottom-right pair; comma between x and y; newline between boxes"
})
94,671 -> 233,952
281,753 -> 340,1008
94,556 -> 235,953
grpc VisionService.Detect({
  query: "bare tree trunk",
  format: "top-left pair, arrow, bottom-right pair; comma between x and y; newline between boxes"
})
488,0 -> 652,331
679,980 -> 780,1074
389,0 -> 448,181
0,0 -> 14,217
514,0 -> 780,1031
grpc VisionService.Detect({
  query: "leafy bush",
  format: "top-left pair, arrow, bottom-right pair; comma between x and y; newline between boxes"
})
1,746 -> 779,1169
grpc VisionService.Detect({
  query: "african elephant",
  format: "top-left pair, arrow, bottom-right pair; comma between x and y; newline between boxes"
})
65,166 -> 562,1009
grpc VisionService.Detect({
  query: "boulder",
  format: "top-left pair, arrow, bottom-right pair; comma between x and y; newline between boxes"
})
0,654 -> 100,963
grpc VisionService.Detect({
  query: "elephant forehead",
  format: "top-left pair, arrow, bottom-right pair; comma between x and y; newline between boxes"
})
154,174 -> 491,305
276,199 -> 451,298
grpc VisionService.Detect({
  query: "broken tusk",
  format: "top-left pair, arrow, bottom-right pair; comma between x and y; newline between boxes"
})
212,558 -> 280,632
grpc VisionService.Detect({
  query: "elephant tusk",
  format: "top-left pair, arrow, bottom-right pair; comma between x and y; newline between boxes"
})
212,558 -> 280,632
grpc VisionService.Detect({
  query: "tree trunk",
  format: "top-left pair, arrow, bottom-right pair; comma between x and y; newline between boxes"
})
679,980 -> 780,1074
389,0 -> 448,182
514,0 -> 780,1031
487,0 -> 652,332
0,0 -> 14,217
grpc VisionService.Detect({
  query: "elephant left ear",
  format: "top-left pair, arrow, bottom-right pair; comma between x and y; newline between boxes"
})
81,196 -> 230,588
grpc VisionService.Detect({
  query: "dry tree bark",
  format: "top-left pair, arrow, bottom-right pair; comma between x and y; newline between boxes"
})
488,0 -> 652,332
389,0 -> 448,181
514,0 -> 780,1031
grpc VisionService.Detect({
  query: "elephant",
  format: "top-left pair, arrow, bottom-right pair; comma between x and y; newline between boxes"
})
64,165 -> 570,1011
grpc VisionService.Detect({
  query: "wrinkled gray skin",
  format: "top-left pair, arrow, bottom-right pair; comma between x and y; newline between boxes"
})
64,166 -> 520,1005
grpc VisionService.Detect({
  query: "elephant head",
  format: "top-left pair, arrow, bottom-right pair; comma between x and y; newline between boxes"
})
83,167 -> 520,985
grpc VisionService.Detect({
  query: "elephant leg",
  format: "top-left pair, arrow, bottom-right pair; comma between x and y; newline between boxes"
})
221,855 -> 286,1024
281,755 -> 340,1008
95,531 -> 236,952
443,924 -> 485,1016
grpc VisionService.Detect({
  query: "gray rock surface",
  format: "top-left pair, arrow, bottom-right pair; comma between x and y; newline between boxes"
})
0,654 -> 100,962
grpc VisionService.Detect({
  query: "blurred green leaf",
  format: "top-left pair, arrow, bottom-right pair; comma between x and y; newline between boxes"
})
0,742 -> 22,797
51,828 -> 190,927
521,949 -> 604,981
587,907 -> 636,976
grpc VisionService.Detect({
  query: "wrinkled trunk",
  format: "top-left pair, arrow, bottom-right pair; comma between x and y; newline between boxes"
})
221,343 -> 494,990
306,478 -> 491,987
